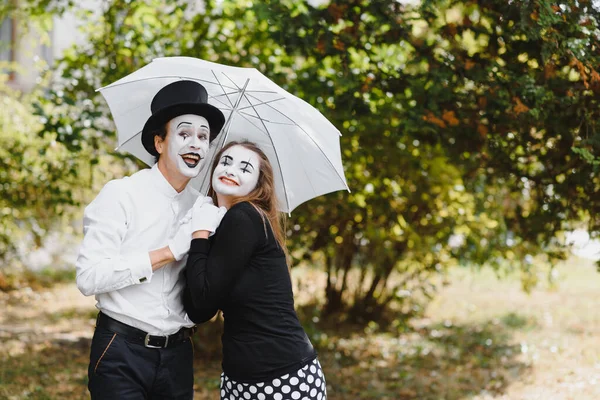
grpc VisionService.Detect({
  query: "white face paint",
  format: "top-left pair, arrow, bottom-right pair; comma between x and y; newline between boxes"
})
212,145 -> 261,198
162,114 -> 210,178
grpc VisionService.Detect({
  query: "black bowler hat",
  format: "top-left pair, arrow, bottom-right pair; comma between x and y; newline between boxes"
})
141,80 -> 226,157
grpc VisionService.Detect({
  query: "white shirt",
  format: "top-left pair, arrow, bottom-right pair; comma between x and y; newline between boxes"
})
76,164 -> 197,335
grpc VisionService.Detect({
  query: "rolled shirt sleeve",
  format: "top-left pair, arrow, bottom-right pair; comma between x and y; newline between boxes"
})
76,180 -> 153,296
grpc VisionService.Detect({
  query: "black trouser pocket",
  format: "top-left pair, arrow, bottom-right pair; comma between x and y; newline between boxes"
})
87,327 -> 194,400
88,327 -> 118,376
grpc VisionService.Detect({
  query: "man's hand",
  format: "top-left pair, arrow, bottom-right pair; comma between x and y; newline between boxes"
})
180,196 -> 214,225
168,196 -> 214,261
191,201 -> 227,235
167,219 -> 193,261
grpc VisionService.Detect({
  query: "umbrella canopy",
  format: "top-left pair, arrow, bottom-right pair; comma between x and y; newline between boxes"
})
97,56 -> 348,213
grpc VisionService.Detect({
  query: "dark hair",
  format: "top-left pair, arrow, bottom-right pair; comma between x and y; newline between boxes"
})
208,141 -> 288,258
152,123 -> 168,163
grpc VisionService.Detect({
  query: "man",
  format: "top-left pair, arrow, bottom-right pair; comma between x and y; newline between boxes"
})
76,80 -> 225,399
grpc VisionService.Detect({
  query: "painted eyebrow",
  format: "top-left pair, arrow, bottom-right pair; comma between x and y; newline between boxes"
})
221,155 -> 233,161
176,122 -> 209,129
240,160 -> 254,170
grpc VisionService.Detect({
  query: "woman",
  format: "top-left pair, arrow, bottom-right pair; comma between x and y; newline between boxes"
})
183,140 -> 327,400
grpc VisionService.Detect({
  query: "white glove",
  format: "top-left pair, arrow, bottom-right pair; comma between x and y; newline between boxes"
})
191,201 -> 227,234
168,196 -> 214,261
180,196 -> 214,225
167,219 -> 193,261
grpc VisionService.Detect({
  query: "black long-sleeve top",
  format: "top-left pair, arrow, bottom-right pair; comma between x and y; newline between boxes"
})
183,201 -> 316,383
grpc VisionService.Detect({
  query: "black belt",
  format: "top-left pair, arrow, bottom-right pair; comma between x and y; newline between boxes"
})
96,312 -> 196,349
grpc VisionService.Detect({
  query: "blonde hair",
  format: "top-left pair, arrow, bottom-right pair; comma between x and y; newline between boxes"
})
208,141 -> 288,258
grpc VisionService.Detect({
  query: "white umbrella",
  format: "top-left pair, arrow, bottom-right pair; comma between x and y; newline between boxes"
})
97,56 -> 349,213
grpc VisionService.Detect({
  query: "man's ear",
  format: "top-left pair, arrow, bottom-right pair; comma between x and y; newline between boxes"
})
154,134 -> 164,155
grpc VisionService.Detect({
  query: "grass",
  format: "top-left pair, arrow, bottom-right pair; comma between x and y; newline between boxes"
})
1,257 -> 599,399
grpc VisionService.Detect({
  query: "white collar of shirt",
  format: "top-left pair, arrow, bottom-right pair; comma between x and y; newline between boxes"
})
150,163 -> 194,200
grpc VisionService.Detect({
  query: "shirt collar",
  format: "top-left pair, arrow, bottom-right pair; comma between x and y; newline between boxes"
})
150,163 -> 191,199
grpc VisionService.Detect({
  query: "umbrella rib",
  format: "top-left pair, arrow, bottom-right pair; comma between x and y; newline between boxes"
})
117,130 -> 142,149
220,72 -> 243,90
110,99 -> 150,117
216,73 -> 279,94
244,93 -> 342,138
212,72 -> 284,110
210,88 -> 261,110
234,110 -> 272,136
242,94 -> 291,212
234,89 -> 280,94
209,94 -> 234,110
97,76 -> 239,92
98,75 -> 277,96
244,92 -> 305,127
238,111 -> 297,126
244,93 -> 349,192
211,90 -> 242,100
211,71 -> 236,108
215,72 -> 282,110
235,96 -> 287,111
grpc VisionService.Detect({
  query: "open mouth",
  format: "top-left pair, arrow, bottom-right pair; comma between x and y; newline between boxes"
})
219,176 -> 239,186
180,153 -> 202,168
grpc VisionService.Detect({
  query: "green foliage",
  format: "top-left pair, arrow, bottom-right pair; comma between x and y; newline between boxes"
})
0,75 -> 89,265
249,0 -> 600,314
7,0 -> 600,321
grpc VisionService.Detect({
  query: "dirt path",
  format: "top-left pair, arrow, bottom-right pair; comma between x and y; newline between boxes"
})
1,260 -> 600,399
0,284 -> 222,399
426,259 -> 600,400
0,283 -> 96,352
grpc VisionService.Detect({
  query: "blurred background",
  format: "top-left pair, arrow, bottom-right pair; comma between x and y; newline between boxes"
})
1,0 -> 600,399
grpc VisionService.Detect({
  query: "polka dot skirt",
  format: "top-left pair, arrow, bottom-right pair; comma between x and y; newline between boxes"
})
220,358 -> 327,400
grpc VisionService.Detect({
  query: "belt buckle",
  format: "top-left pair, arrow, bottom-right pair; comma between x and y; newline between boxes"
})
144,333 -> 168,348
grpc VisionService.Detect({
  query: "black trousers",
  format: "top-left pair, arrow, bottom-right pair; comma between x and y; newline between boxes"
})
87,326 -> 194,400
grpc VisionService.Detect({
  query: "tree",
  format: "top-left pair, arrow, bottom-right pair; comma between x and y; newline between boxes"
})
0,74 -> 87,265
253,0 -> 600,318
12,0 -> 600,322
0,3 -> 122,268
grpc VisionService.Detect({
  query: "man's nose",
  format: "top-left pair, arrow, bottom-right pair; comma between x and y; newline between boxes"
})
189,135 -> 201,149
